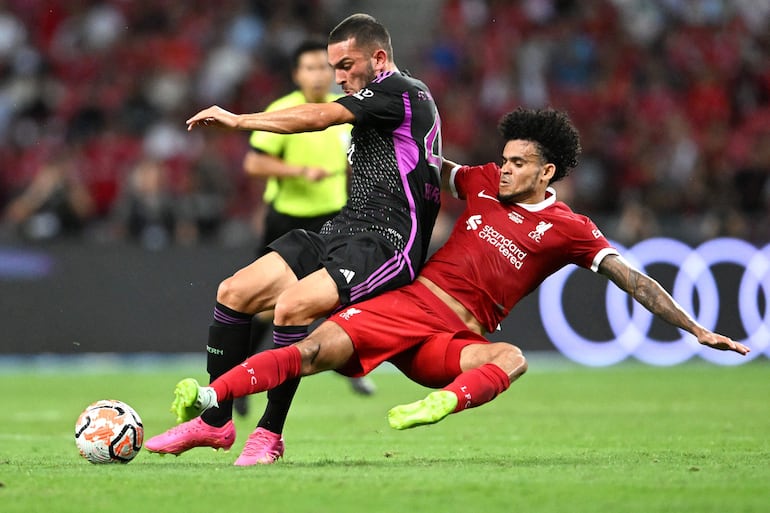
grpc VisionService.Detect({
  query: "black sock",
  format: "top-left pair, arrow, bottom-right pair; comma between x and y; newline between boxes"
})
201,303 -> 251,427
232,316 -> 273,416
256,325 -> 308,434
248,316 -> 272,355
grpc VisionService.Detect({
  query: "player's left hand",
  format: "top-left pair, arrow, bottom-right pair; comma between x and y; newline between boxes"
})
698,332 -> 750,355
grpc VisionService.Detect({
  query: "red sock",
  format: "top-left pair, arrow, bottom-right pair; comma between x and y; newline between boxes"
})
211,345 -> 302,401
443,363 -> 510,413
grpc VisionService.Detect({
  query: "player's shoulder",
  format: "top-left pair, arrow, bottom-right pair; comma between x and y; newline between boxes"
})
457,162 -> 499,182
452,162 -> 499,198
371,70 -> 429,93
546,200 -> 598,228
373,70 -> 404,84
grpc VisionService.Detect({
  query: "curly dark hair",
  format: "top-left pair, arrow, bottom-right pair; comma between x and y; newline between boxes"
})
497,107 -> 581,183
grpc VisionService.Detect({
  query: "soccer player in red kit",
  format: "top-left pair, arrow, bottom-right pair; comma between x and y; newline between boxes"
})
166,108 -> 749,440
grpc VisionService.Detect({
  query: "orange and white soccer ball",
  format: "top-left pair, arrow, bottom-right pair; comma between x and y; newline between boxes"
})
75,399 -> 144,464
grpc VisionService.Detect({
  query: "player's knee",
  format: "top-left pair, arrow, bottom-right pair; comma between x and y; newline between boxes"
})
272,293 -> 300,325
295,339 -> 323,375
511,345 -> 528,379
495,343 -> 527,382
216,275 -> 250,311
294,323 -> 353,375
273,289 -> 325,326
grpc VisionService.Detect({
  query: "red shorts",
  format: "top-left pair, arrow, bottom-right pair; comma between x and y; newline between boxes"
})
328,280 -> 489,388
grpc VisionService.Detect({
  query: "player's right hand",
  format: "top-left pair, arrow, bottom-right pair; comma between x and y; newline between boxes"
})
186,105 -> 239,131
698,331 -> 750,355
302,166 -> 332,181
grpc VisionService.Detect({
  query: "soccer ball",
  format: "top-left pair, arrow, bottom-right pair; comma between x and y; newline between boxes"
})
74,399 -> 144,464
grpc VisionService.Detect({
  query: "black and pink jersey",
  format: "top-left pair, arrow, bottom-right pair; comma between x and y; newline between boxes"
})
324,71 -> 443,281
420,162 -> 618,333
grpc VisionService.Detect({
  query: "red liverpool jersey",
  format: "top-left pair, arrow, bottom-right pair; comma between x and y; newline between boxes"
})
420,163 -> 617,333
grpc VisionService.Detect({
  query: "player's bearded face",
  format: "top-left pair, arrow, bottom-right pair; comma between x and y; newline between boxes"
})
328,38 -> 378,95
497,140 -> 548,205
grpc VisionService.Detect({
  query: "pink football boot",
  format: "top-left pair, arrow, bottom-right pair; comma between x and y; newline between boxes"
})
145,417 -> 235,455
233,427 -> 285,466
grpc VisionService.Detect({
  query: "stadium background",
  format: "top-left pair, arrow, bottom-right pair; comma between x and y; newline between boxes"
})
0,0 -> 767,361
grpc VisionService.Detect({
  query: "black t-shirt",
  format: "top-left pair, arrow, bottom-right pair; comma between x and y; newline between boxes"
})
324,70 -> 443,275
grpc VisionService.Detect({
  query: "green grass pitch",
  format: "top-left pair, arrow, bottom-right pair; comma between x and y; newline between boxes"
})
1,355 -> 768,513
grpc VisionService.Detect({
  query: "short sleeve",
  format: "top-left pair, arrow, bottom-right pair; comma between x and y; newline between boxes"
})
451,163 -> 498,200
335,77 -> 405,130
249,128 -> 285,157
568,217 -> 618,272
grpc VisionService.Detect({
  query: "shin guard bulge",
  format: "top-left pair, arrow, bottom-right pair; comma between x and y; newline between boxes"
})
211,345 -> 303,401
256,325 -> 309,433
443,363 -> 511,413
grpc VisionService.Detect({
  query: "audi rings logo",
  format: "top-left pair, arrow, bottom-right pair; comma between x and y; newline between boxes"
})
539,238 -> 769,367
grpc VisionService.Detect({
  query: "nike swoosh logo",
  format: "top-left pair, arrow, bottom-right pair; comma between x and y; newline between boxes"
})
477,190 -> 499,202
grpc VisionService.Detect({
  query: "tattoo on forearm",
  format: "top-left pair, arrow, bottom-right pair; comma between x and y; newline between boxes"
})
602,256 -> 695,332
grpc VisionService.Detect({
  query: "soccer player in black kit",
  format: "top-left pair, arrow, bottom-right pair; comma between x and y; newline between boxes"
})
146,14 -> 444,465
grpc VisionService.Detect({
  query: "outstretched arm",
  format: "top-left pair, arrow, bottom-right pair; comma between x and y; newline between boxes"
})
598,254 -> 750,355
186,103 -> 355,134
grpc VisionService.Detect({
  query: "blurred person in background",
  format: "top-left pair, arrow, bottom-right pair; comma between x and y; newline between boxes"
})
234,39 -> 376,418
733,129 -> 770,242
110,158 -> 177,251
2,152 -> 94,242
174,154 -> 231,246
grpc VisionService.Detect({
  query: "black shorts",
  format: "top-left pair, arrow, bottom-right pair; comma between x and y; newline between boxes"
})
258,206 -> 338,258
268,229 -> 416,306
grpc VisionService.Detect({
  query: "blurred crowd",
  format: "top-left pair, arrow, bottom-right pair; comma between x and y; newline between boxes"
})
0,0 -> 335,248
428,0 -> 770,245
0,0 -> 768,250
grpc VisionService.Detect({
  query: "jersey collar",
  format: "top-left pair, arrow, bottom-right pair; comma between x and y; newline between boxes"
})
516,187 -> 557,212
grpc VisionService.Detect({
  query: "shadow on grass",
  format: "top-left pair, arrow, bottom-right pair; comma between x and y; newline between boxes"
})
262,454 -> 606,469
125,453 -> 600,470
